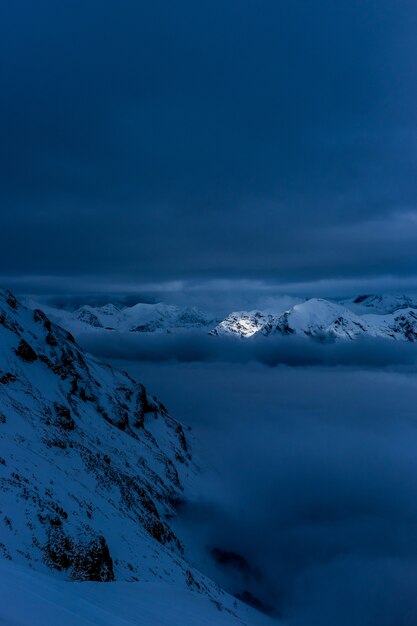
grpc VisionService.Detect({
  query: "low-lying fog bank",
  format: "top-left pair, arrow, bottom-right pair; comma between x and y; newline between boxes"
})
108,358 -> 417,626
80,329 -> 417,369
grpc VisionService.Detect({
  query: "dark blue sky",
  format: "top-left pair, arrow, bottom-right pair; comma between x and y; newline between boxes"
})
1,1 -> 417,298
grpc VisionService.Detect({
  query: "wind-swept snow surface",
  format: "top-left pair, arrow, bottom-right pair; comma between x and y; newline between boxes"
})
0,560 -> 275,626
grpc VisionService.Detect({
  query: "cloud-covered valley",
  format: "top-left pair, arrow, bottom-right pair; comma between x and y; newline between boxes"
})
118,359 -> 417,625
79,328 -> 417,369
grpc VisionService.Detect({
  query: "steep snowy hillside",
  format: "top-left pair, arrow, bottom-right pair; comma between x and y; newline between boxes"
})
0,288 -> 197,581
32,300 -> 217,335
0,287 -> 271,625
212,298 -> 417,341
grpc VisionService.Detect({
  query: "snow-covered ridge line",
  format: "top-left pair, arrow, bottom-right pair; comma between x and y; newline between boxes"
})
25,299 -> 219,334
24,292 -> 417,342
211,296 -> 417,341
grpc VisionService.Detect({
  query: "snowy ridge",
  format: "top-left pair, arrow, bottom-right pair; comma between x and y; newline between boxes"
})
24,292 -> 417,343
212,297 -> 417,341
0,287 -> 270,624
0,288 -> 196,582
32,300 -> 218,334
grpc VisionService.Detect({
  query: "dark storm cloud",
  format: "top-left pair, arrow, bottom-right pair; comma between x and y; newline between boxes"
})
1,1 -> 417,289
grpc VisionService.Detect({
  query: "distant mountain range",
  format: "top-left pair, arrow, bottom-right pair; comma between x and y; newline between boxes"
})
25,293 -> 417,343
25,299 -> 218,334
211,296 -> 417,341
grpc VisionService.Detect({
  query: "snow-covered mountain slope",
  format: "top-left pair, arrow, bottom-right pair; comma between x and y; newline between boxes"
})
0,559 -> 275,626
0,288 -> 282,624
212,298 -> 417,341
0,288 -> 200,582
0,288 -> 259,612
30,300 -> 218,335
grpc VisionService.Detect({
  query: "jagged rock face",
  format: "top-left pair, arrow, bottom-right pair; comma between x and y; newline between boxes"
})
0,288 -> 196,585
76,309 -> 103,328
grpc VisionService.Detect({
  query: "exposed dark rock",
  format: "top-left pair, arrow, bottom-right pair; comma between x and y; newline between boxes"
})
45,525 -> 73,571
0,373 -> 17,385
76,309 -> 102,327
185,569 -> 201,590
78,387 -> 96,403
176,424 -> 188,452
396,313 -> 417,341
71,535 -> 114,582
0,311 -> 21,333
46,332 -> 58,347
15,339 -> 38,363
54,404 -> 76,431
45,526 -> 114,582
33,309 -> 48,325
5,290 -> 18,310
144,518 -> 166,543
136,385 -> 158,426
39,354 -> 53,369
165,458 -> 181,487
116,410 -> 129,430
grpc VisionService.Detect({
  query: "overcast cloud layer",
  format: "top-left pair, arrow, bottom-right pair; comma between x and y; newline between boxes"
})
1,1 -> 417,295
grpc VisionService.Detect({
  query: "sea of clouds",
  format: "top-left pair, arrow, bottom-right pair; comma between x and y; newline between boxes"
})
77,329 -> 417,625
79,329 -> 417,369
